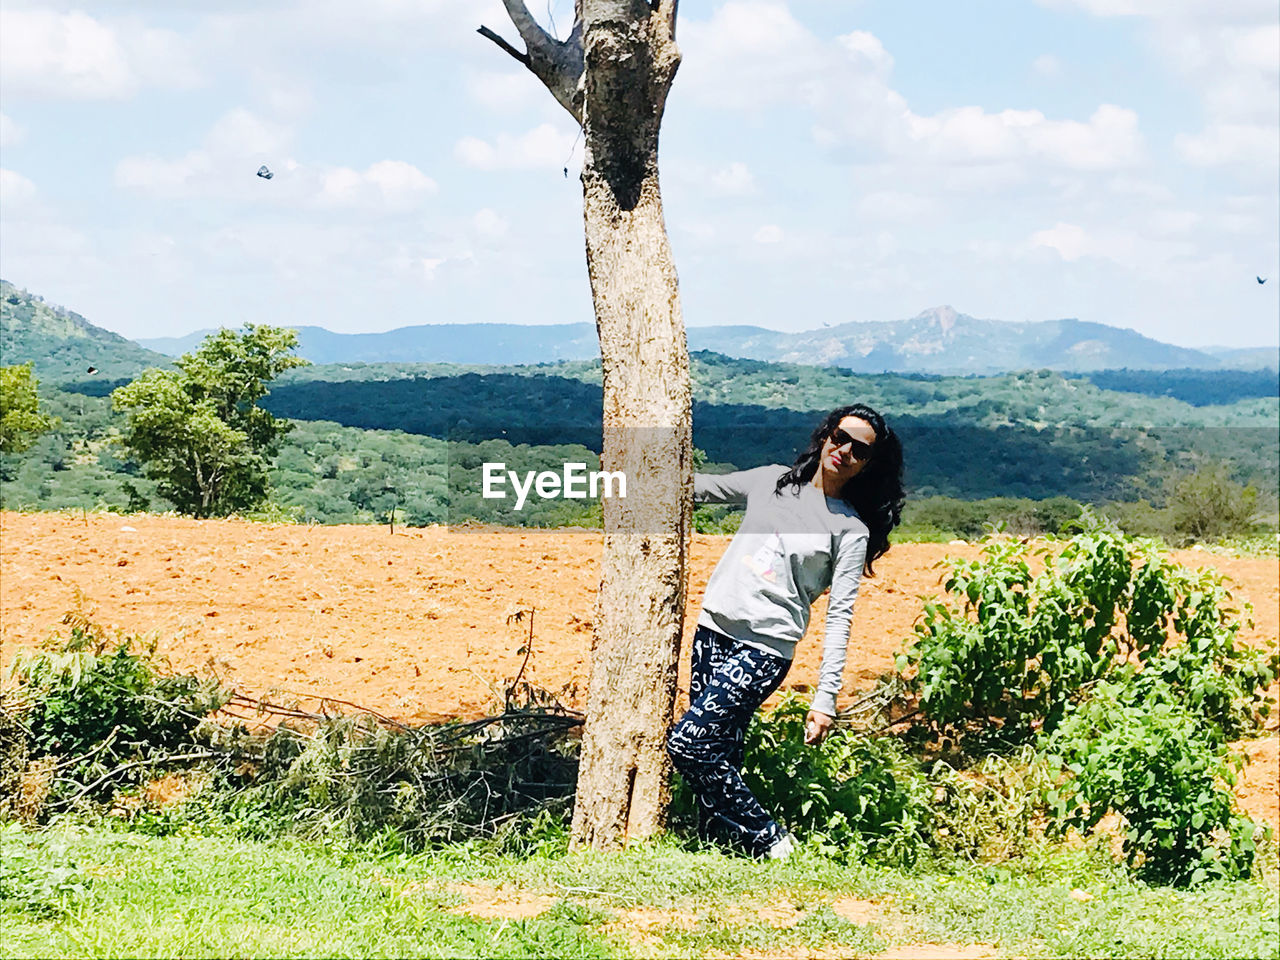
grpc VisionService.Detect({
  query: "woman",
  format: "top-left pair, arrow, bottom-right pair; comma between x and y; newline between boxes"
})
666,403 -> 904,860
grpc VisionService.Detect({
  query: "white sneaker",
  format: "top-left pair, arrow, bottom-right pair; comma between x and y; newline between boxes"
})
766,833 -> 797,860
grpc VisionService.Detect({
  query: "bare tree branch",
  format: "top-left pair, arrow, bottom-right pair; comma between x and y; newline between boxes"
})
500,0 -> 553,48
480,0 -> 584,123
477,25 -> 530,67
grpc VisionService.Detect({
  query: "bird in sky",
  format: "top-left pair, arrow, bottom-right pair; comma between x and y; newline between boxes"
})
1258,276 -> 1267,284
86,365 -> 97,375
256,165 -> 274,180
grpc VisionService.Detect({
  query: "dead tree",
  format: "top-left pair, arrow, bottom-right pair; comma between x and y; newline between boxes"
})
479,0 -> 691,848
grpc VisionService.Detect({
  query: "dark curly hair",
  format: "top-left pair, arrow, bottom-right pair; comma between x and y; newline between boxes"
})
774,403 -> 904,576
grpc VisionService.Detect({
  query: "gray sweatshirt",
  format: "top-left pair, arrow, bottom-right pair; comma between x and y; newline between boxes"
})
694,464 -> 870,717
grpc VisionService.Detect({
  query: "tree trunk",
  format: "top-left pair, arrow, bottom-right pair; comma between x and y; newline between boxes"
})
482,0 -> 688,849
571,5 -> 689,847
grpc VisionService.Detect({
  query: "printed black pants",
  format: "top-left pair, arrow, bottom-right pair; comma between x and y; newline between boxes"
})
666,624 -> 792,858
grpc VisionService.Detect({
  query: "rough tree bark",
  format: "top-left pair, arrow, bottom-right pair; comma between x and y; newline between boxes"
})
480,0 -> 691,848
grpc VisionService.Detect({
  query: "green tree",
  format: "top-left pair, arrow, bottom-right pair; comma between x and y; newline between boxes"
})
0,364 -> 58,454
111,325 -> 307,517
1167,463 -> 1258,544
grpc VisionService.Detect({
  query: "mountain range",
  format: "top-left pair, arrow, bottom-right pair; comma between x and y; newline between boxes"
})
3,278 -> 1275,380
137,305 -> 1275,374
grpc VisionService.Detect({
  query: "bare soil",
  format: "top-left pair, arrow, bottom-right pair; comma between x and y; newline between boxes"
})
2,511 -> 1275,827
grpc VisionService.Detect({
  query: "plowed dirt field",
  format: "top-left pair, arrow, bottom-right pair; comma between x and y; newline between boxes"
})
2,511 -> 1275,827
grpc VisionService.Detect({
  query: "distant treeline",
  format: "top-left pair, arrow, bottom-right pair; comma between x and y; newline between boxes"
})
58,353 -> 1280,409
246,364 -> 1277,503
4,385 -> 1275,544
9,350 -> 1277,531
1074,367 -> 1279,406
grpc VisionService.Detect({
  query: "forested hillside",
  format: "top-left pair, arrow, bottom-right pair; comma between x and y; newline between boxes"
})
250,358 -> 1276,503
0,281 -> 171,382
5,350 -> 1276,529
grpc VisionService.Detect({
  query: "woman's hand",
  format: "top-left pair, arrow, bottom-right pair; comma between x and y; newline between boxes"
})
804,710 -> 835,744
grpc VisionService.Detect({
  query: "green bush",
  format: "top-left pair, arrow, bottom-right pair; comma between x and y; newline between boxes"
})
899,512 -> 1277,741
1045,682 -> 1264,886
8,615 -> 227,812
13,616 -> 226,764
1126,559 -> 1276,742
672,694 -> 933,864
1167,464 -> 1259,545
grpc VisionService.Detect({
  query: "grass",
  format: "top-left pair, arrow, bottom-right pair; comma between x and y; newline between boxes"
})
3,819 -> 1276,959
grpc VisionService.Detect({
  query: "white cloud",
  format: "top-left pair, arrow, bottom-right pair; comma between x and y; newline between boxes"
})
1029,220 -> 1194,268
247,70 -> 314,120
1027,105 -> 1144,169
753,224 -> 783,244
419,257 -> 447,279
206,108 -> 293,157
681,2 -> 1144,176
473,208 -> 509,238
857,190 -> 935,221
678,1 -> 828,109
0,113 -> 24,149
1146,209 -> 1201,235
1032,54 -> 1063,77
0,9 -> 198,99
902,104 -> 1143,170
709,162 -> 756,196
116,108 -> 294,197
319,160 -> 437,211
115,151 -> 211,194
1031,222 -> 1102,262
837,30 -> 894,77
1105,175 -> 1174,202
116,105 -> 441,216
1175,123 -> 1280,172
0,169 -> 38,210
1036,1 -> 1274,21
1040,1 -> 1278,179
454,123 -> 576,170
185,0 -> 509,72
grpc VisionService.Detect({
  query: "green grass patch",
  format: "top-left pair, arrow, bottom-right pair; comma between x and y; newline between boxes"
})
3,821 -> 1275,959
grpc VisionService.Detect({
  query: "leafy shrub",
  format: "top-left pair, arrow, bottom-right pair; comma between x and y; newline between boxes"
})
670,694 -> 933,864
1167,464 -> 1259,545
1045,682 -> 1264,886
6,613 -> 581,849
899,512 -> 1277,741
7,615 -> 227,812
12,615 -> 226,763
1126,559 -> 1276,741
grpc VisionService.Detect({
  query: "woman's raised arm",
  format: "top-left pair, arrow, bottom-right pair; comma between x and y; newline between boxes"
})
693,464 -> 782,504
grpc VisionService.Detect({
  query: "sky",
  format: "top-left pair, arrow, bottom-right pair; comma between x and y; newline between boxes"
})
1,0 -> 1277,348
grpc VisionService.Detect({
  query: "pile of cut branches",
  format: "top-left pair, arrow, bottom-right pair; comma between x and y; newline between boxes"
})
1,615 -> 581,849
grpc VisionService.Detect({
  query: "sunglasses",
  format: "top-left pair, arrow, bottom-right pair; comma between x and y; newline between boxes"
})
828,428 -> 875,461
